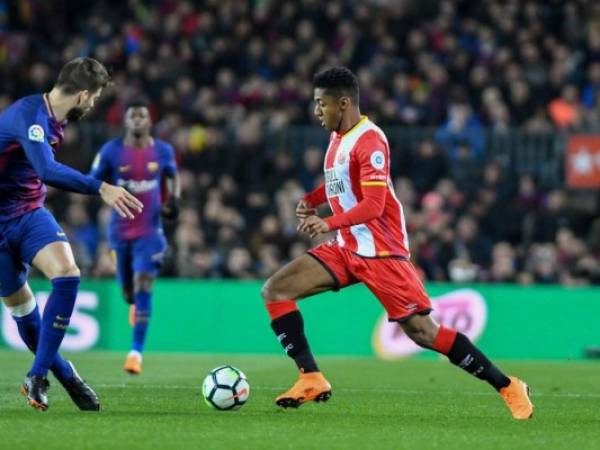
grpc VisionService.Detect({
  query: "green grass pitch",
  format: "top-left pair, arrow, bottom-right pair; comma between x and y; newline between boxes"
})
1,350 -> 599,450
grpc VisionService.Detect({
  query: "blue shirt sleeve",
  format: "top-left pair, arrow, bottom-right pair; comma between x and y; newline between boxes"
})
90,142 -> 114,182
160,142 -> 177,177
16,108 -> 102,195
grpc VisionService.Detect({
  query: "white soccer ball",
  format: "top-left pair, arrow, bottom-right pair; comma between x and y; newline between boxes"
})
202,365 -> 250,410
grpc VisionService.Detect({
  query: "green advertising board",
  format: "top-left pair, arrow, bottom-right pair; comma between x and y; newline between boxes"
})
1,280 -> 599,360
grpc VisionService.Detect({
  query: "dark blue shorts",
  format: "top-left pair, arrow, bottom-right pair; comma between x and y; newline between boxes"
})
112,234 -> 167,289
0,208 -> 68,297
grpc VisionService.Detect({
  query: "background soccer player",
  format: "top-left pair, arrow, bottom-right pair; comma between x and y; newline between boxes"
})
91,100 -> 179,375
260,67 -> 534,420
0,57 -> 143,411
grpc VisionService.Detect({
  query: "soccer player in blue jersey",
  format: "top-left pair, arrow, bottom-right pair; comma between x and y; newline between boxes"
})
91,100 -> 179,375
0,57 -> 144,411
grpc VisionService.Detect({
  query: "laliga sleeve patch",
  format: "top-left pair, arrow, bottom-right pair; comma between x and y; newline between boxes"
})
370,150 -> 385,170
28,124 -> 45,142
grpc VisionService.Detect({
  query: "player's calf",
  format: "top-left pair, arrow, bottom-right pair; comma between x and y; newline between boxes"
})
400,314 -> 533,419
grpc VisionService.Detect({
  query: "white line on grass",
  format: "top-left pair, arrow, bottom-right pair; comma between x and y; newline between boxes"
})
2,382 -> 597,398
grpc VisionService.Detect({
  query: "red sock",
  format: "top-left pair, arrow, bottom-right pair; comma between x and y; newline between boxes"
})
432,325 -> 457,355
265,300 -> 298,320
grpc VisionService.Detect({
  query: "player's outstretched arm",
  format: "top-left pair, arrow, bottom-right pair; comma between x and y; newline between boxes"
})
20,136 -> 105,195
99,182 -> 143,219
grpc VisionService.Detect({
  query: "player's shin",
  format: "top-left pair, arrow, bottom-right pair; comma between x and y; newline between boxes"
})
432,325 -> 510,391
28,277 -> 80,377
8,298 -> 73,380
266,300 -> 319,373
131,291 -> 151,353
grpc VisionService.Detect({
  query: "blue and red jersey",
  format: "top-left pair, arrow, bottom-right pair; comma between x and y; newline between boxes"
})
0,94 -> 102,222
90,137 -> 177,244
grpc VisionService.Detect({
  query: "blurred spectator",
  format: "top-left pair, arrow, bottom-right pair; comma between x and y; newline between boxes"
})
435,102 -> 484,159
407,139 -> 448,195
4,0 -> 600,285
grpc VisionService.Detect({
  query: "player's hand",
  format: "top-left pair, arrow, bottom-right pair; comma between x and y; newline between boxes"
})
161,198 -> 180,221
99,182 -> 143,219
296,199 -> 317,220
298,215 -> 330,238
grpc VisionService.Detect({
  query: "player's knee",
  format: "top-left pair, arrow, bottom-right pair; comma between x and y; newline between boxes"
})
408,329 -> 437,348
261,278 -> 285,303
134,274 -> 154,293
401,322 -> 438,348
51,263 -> 80,279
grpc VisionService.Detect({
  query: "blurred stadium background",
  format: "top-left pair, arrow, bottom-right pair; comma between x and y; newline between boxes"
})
2,1 -> 600,449
4,0 -> 600,284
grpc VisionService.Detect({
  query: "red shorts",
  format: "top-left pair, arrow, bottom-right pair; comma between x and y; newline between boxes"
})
308,240 -> 432,322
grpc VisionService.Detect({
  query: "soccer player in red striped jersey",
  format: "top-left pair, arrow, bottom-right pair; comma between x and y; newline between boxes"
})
261,67 -> 533,419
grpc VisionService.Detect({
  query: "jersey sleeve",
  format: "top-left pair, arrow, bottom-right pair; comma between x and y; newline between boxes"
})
353,130 -> 389,189
160,142 -> 177,177
302,183 -> 327,207
89,142 -> 114,182
15,108 -> 102,195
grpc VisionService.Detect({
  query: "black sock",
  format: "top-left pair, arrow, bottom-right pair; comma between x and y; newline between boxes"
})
447,333 -> 510,391
270,310 -> 319,373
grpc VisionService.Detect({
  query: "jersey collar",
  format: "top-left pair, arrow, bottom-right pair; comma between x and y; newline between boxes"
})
337,115 -> 368,138
43,93 -> 56,120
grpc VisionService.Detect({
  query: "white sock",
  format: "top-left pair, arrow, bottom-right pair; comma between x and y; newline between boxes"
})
6,297 -> 37,318
128,350 -> 142,361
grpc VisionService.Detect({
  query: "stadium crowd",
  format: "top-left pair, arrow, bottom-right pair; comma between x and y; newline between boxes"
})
3,0 -> 600,285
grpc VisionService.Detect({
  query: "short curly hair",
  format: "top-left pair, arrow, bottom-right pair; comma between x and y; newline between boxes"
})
313,66 -> 359,104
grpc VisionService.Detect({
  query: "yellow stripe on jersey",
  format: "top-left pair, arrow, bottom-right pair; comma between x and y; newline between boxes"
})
361,181 -> 387,186
342,115 -> 368,138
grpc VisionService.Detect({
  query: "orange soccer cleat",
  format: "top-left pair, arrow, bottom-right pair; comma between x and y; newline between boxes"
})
123,351 -> 142,375
128,305 -> 136,327
499,376 -> 534,420
275,371 -> 332,408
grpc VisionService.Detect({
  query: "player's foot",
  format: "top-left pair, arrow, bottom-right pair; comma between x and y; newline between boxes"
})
21,375 -> 49,412
275,371 -> 332,408
123,351 -> 142,375
55,361 -> 100,411
129,305 -> 136,326
499,376 -> 533,420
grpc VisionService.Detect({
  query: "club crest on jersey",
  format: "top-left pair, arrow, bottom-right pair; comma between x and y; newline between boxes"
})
28,124 -> 45,142
371,150 -> 385,170
325,168 -> 345,197
147,161 -> 159,172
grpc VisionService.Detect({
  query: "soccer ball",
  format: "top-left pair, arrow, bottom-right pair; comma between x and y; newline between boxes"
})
202,365 -> 250,410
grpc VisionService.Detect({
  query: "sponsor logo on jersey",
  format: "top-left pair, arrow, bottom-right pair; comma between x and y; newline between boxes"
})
28,124 -> 45,142
325,168 -> 345,197
370,150 -> 385,170
117,178 -> 158,194
147,161 -> 159,172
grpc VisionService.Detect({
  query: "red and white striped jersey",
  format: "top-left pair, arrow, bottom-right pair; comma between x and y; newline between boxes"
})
324,116 -> 410,258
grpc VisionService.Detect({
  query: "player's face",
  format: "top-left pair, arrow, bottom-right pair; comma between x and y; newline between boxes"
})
67,88 -> 103,121
125,107 -> 151,137
314,88 -> 345,132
